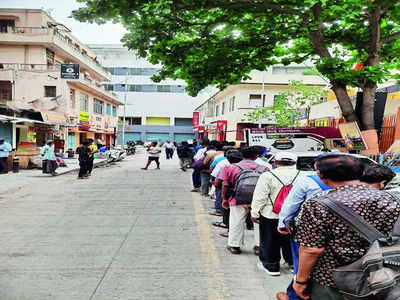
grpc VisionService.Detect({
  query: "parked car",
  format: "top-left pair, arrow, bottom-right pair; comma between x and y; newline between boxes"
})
261,151 -> 377,173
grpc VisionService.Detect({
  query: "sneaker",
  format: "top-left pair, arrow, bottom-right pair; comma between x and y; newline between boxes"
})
257,261 -> 280,276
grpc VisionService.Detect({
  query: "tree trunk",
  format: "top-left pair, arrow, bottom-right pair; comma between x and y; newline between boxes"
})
361,83 -> 377,130
331,84 -> 359,124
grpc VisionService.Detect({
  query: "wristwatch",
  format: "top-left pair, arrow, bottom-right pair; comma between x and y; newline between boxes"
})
295,275 -> 308,285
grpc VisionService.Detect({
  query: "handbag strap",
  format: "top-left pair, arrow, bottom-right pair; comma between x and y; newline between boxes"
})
315,196 -> 385,244
384,190 -> 400,237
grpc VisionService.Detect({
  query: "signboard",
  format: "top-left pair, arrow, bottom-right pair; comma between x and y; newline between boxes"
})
41,110 -> 68,125
61,64 -> 80,79
79,111 -> 89,124
192,112 -> 199,127
338,122 -> 368,151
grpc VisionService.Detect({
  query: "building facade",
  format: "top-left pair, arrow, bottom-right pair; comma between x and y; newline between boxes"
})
89,44 -> 204,144
195,68 -> 328,142
0,9 -> 122,158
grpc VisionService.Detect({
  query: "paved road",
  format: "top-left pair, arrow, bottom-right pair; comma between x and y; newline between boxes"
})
0,154 -> 290,300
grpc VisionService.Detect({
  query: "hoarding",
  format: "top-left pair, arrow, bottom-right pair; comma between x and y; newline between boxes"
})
61,64 -> 80,79
338,122 -> 368,151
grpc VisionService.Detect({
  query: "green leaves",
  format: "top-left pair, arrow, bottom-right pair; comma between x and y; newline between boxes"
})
245,81 -> 326,127
72,0 -> 400,97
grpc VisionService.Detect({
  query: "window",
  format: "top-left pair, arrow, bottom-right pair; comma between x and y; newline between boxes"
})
157,85 -> 171,92
44,86 -> 56,97
0,81 -> 12,100
215,105 -> 220,117
229,96 -> 235,112
80,93 -> 88,112
114,84 -> 127,92
106,103 -> 111,115
112,106 -> 117,117
141,85 -> 157,92
93,99 -> 104,115
104,84 -> 114,91
0,20 -> 14,33
249,94 -> 265,108
114,67 -> 130,76
221,102 -> 226,115
273,95 -> 280,105
127,117 -> 141,125
171,85 -> 185,93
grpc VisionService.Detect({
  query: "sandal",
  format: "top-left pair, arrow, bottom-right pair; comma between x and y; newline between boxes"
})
219,231 -> 229,238
253,245 -> 259,256
227,246 -> 241,255
209,211 -> 223,217
212,221 -> 227,229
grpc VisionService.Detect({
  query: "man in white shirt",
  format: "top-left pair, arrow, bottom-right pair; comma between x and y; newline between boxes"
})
252,152 -> 300,276
141,141 -> 162,170
163,140 -> 175,160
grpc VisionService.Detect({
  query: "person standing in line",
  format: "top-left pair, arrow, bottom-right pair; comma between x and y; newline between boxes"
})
77,140 -> 91,179
87,139 -> 98,176
293,154 -> 400,299
191,139 -> 209,192
276,157 -> 332,300
40,140 -> 57,176
163,140 -> 175,160
177,141 -> 191,171
0,138 -> 12,174
252,152 -> 300,276
221,146 -> 268,254
141,141 -> 162,170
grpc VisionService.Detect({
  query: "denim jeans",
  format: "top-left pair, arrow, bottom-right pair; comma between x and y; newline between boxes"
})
214,188 -> 222,213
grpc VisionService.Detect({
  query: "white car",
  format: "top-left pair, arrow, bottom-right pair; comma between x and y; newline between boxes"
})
260,151 -> 377,173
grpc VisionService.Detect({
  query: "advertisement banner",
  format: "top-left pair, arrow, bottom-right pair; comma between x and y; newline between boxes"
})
192,112 -> 199,127
338,122 -> 368,151
41,110 -> 68,125
79,111 -> 89,124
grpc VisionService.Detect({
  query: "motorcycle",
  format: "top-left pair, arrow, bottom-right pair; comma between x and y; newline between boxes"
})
125,141 -> 136,155
105,146 -> 126,163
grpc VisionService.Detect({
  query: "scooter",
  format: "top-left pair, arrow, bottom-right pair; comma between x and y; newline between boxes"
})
125,141 -> 136,155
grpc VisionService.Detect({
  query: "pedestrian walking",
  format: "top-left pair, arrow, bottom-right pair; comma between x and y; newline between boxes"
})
40,140 -> 57,176
0,138 -> 12,174
293,154 -> 400,299
220,146 -> 268,255
77,140 -> 91,179
142,141 -> 162,170
361,163 -> 396,190
252,152 -> 299,276
87,138 -> 98,176
163,140 -> 175,160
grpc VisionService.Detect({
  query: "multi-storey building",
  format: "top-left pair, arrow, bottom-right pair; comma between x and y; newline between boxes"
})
0,9 -> 122,161
89,44 -> 204,144
194,67 -> 328,142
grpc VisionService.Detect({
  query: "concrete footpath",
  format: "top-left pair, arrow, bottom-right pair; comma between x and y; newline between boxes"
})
0,153 -> 290,299
0,157 -> 107,195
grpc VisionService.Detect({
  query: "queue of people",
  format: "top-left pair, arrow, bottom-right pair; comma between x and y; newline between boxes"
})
188,138 -> 400,300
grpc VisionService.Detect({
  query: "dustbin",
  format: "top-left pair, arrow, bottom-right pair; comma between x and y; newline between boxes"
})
12,156 -> 19,173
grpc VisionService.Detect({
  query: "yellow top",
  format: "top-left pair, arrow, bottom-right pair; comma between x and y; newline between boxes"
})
89,144 -> 98,157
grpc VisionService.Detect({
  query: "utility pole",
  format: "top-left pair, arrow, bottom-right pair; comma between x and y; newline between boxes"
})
121,68 -> 128,148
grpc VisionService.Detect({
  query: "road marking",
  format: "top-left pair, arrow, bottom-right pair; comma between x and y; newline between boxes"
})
192,193 -> 229,300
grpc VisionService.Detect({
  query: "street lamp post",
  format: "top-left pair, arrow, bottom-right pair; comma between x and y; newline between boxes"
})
121,68 -> 129,148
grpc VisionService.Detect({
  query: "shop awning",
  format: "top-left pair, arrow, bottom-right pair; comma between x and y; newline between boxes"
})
0,114 -> 51,125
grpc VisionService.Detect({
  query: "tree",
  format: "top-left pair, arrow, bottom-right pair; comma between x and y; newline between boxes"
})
73,0 -> 400,134
244,81 -> 326,127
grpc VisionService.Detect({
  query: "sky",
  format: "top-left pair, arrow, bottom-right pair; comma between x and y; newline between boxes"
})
1,0 -> 127,44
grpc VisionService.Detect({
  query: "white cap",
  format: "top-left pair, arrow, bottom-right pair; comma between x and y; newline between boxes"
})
275,152 -> 298,162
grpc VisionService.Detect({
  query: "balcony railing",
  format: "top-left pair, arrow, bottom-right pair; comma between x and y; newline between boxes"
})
0,62 -> 60,71
0,26 -> 110,77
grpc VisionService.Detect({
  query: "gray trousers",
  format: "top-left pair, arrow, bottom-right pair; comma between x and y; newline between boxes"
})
200,172 -> 211,195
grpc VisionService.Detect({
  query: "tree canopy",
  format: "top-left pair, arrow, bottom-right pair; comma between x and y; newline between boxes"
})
73,0 -> 400,131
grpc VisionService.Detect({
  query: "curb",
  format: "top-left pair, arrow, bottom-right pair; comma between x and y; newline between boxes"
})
54,159 -> 109,176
